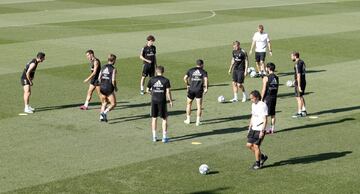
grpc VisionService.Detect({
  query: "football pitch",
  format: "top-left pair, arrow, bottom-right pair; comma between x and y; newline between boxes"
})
1,0 -> 360,193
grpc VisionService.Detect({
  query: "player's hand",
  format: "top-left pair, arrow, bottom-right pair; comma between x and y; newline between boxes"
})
228,70 -> 231,75
298,86 -> 302,93
203,88 -> 208,95
269,51 -> 273,56
147,60 -> 152,64
244,71 -> 247,76
29,81 -> 33,86
249,50 -> 253,55
169,101 -> 173,108
83,79 -> 88,83
260,131 -> 265,139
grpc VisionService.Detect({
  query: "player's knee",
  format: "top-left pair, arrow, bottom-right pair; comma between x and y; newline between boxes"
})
246,143 -> 252,149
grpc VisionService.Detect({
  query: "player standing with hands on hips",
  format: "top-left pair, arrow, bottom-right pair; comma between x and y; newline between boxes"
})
20,52 -> 46,114
249,25 -> 272,77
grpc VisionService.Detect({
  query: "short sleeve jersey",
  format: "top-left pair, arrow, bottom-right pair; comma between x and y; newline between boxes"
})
100,64 -> 114,85
147,76 -> 171,103
232,48 -> 247,71
265,73 -> 279,98
186,67 -> 208,92
252,32 -> 270,52
251,101 -> 268,131
294,59 -> 306,83
21,59 -> 39,80
141,45 -> 156,65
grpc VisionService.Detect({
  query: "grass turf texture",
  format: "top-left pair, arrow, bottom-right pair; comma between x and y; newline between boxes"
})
0,0 -> 360,193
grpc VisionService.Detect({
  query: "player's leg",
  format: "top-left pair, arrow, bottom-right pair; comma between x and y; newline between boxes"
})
271,115 -> 276,133
184,91 -> 194,124
81,84 -> 96,110
230,81 -> 239,102
140,76 -> 146,95
161,118 -> 168,143
260,53 -> 266,76
152,117 -> 157,142
253,144 -> 262,169
100,94 -> 107,121
238,83 -> 247,102
195,98 -> 203,126
140,65 -> 149,95
255,53 -> 261,74
105,93 -> 116,112
23,85 -> 33,113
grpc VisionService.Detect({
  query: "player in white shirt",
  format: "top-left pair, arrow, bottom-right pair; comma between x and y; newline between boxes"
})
246,90 -> 268,170
249,25 -> 272,76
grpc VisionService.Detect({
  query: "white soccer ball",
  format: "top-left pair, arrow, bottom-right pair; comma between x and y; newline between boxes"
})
286,80 -> 295,87
247,67 -> 256,74
199,164 -> 210,175
250,71 -> 257,78
217,95 -> 225,103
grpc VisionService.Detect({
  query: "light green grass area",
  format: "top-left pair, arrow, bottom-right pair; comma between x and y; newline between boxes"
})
0,0 -> 359,193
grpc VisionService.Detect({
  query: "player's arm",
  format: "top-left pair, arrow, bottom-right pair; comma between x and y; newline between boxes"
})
84,60 -> 99,83
296,64 -> 302,92
228,58 -> 235,74
203,77 -> 208,95
139,48 -> 151,64
259,115 -> 268,138
183,75 -> 189,88
26,63 -> 36,85
268,40 -> 272,56
112,68 -> 118,92
249,40 -> 255,55
244,51 -> 249,76
261,76 -> 268,101
248,116 -> 253,132
166,88 -> 173,107
146,80 -> 151,95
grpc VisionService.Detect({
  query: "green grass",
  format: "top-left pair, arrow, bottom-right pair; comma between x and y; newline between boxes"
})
0,0 -> 360,193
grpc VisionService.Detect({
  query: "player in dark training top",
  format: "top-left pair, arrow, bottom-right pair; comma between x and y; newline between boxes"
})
80,50 -> 101,110
228,41 -> 249,102
140,35 -> 157,95
261,62 -> 279,133
146,66 -> 173,143
183,59 -> 208,126
20,52 -> 45,114
291,51 -> 307,118
98,54 -> 118,122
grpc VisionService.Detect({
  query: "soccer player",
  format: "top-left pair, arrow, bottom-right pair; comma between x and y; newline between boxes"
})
246,90 -> 268,170
20,52 -> 46,114
80,49 -> 101,110
261,62 -> 279,133
146,66 -> 173,143
98,54 -> 118,122
291,51 -> 307,118
228,41 -> 248,102
249,24 -> 272,76
183,59 -> 208,126
140,35 -> 157,95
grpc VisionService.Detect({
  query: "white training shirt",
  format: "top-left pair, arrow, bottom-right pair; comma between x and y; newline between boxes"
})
252,32 -> 270,52
251,101 -> 268,131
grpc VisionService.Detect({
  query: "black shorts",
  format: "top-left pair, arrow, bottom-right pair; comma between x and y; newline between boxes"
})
90,78 -> 99,86
151,101 -> 168,119
247,129 -> 263,145
255,52 -> 266,63
142,64 -> 155,77
232,70 -> 245,84
20,77 -> 31,86
264,97 -> 277,116
100,84 -> 114,97
187,90 -> 203,100
295,82 -> 306,97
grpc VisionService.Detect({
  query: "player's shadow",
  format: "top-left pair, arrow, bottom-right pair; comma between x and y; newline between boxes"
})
201,115 -> 251,125
171,126 -> 247,142
277,118 -> 355,133
189,186 -> 230,194
277,91 -> 314,99
277,69 -> 326,77
172,83 -> 229,91
35,101 -> 130,112
310,105 -> 360,116
114,102 -> 151,110
263,151 -> 352,169
109,110 -> 185,124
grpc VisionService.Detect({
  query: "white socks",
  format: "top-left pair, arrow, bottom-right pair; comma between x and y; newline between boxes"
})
233,93 -> 238,100
84,101 -> 89,107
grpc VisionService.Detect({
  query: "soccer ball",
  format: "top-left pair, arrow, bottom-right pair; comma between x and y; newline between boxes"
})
250,71 -> 257,78
217,95 -> 225,103
286,80 -> 295,87
199,164 -> 210,175
247,67 -> 256,74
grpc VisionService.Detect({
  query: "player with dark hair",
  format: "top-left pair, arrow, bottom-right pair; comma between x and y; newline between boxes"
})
261,62 -> 279,133
80,49 -> 101,110
228,41 -> 248,102
183,59 -> 208,126
146,66 -> 173,143
246,90 -> 268,170
20,52 -> 46,113
140,35 -> 157,95
249,25 -> 272,77
98,54 -> 117,122
291,51 -> 307,118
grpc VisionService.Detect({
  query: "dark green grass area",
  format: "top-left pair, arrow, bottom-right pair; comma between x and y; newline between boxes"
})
60,0 -> 198,6
0,1 -> 359,44
8,112 -> 360,194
